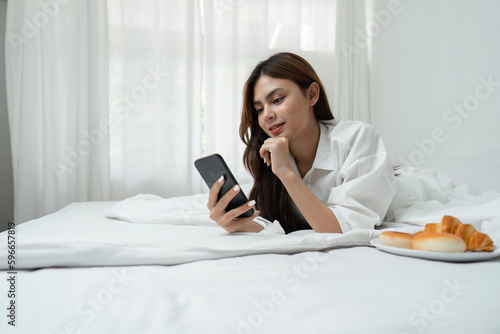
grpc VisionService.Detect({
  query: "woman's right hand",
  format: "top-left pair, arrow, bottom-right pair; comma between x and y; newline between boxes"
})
207,176 -> 263,232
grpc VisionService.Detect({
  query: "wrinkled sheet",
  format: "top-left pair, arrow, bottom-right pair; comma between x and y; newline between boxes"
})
106,167 -> 500,229
2,166 -> 500,334
2,167 -> 500,270
387,167 -> 500,226
0,202 -> 379,269
1,247 -> 499,334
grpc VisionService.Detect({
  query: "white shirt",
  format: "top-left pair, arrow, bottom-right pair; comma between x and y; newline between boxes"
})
287,118 -> 397,233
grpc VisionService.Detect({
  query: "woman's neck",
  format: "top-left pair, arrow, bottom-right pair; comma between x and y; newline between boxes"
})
289,120 -> 320,178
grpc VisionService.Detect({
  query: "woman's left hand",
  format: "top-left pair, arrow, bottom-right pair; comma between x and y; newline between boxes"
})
260,137 -> 293,178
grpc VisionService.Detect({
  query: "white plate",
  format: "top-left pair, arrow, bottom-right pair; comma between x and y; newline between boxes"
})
370,238 -> 500,263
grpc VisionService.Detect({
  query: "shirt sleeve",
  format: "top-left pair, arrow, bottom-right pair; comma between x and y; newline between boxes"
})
327,125 -> 397,232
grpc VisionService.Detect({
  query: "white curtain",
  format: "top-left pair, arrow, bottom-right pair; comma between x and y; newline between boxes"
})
6,0 -> 110,223
333,0 -> 371,122
106,0 -> 342,200
6,0 -> 369,223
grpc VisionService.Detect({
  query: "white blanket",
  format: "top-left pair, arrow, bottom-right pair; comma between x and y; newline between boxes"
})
105,193 -> 215,226
0,201 -> 381,269
2,167 -> 500,270
386,166 -> 500,226
1,204 -> 500,271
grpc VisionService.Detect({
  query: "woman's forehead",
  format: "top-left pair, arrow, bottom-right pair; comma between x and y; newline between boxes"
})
253,76 -> 297,101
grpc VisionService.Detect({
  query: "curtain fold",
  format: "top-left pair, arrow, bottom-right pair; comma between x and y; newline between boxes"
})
6,0 -> 110,223
6,0 -> 371,223
333,0 -> 371,123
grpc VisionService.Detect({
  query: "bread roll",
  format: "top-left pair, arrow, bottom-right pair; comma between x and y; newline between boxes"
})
379,231 -> 414,249
412,232 -> 466,253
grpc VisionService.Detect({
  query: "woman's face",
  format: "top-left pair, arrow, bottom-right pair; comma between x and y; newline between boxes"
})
253,75 -> 318,142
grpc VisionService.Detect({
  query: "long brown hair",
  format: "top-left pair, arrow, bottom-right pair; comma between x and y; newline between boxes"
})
239,52 -> 334,233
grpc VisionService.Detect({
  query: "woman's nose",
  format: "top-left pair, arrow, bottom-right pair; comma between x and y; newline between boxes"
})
262,107 -> 275,120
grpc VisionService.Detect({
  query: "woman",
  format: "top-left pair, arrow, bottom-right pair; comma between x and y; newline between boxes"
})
207,52 -> 397,234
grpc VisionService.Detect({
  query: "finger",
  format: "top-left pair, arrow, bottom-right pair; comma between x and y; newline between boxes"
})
259,145 -> 271,166
207,175 -> 225,209
224,199 -> 257,221
219,218 -> 250,232
215,184 -> 242,212
219,210 -> 261,232
211,183 -> 246,224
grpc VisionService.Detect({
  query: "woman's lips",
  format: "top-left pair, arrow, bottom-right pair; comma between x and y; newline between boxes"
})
269,123 -> 285,135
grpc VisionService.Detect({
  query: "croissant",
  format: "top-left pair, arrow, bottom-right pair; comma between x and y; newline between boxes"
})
418,216 -> 495,252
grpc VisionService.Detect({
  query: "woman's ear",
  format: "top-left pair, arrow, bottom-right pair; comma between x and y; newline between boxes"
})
308,82 -> 320,107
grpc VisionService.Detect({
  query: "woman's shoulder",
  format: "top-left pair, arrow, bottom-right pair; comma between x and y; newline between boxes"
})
320,118 -> 382,141
319,118 -> 388,161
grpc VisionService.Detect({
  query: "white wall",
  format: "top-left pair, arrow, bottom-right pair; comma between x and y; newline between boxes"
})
0,0 -> 14,231
369,0 -> 500,193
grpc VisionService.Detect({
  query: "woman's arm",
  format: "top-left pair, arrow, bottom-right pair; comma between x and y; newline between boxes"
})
278,169 -> 342,233
260,120 -> 397,233
261,137 -> 342,233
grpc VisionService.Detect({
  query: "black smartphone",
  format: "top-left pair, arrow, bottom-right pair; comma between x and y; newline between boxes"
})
194,154 -> 254,218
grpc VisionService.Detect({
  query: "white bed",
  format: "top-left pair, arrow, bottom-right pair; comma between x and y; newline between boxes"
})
1,167 -> 500,334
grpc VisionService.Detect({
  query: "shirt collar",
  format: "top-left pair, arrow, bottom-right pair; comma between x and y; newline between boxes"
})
288,121 -> 336,175
311,121 -> 335,171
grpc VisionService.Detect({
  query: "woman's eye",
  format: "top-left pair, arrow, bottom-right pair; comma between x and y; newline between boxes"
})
273,96 -> 284,104
255,107 -> 264,114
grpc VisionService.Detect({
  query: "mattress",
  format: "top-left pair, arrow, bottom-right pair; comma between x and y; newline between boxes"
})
1,196 -> 500,334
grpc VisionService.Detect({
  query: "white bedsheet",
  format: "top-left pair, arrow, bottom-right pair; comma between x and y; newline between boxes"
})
1,247 -> 499,334
0,202 -> 383,269
104,193 -> 215,226
387,167 -> 500,226
3,166 -> 500,270
1,166 -> 500,334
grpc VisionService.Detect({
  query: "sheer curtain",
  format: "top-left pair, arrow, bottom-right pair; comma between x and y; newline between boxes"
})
6,0 -> 110,223
333,0 -> 371,122
106,0 -> 341,199
107,0 -> 206,199
6,0 -> 369,223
